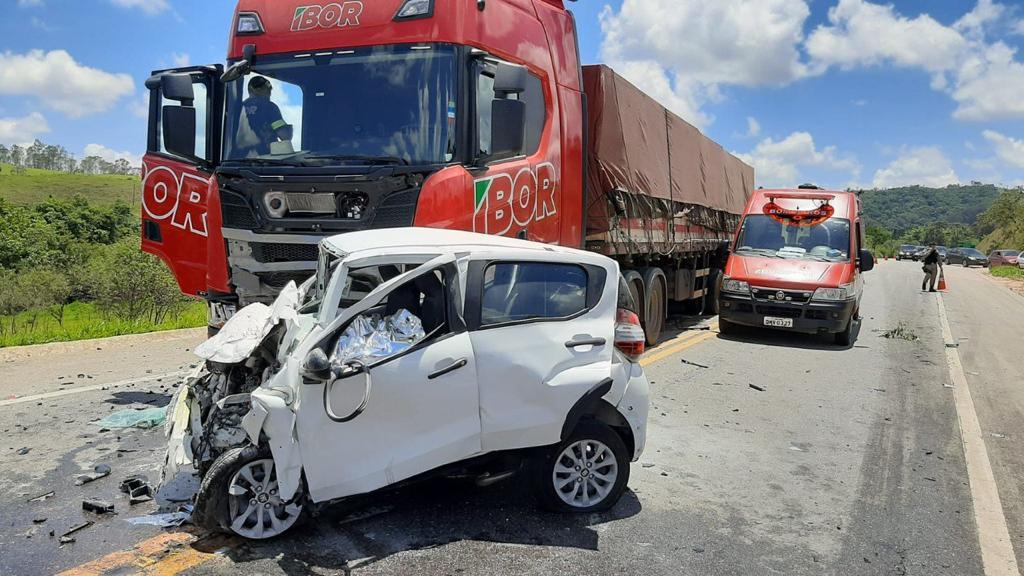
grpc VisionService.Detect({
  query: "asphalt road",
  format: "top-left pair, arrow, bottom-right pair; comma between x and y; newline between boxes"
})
1,262 -> 1022,575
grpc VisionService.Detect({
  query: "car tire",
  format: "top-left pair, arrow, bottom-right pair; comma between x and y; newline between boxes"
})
834,313 -> 855,347
194,445 -> 305,539
718,317 -> 738,336
531,421 -> 630,513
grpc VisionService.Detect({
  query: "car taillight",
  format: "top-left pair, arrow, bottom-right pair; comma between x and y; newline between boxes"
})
615,308 -> 645,361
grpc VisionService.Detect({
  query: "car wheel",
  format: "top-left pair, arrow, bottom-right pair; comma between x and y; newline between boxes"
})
194,446 -> 305,539
834,313 -> 855,346
532,421 -> 630,513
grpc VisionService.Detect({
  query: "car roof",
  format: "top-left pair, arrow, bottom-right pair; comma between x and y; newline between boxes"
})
321,227 -> 608,264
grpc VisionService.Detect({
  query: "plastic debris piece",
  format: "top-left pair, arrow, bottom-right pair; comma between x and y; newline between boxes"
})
125,505 -> 192,527
33,518 -> 47,524
61,521 -> 93,538
59,536 -> 75,545
94,407 -> 167,429
120,475 -> 154,505
680,358 -> 709,369
17,447 -> 31,455
749,384 -> 766,392
82,499 -> 115,514
75,464 -> 112,486
27,491 -> 54,503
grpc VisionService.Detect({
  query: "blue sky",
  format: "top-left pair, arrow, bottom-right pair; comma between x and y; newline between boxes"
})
2,0 -> 1023,190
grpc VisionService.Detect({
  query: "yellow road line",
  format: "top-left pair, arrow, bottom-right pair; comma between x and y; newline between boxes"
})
641,324 -> 718,367
937,295 -> 1020,576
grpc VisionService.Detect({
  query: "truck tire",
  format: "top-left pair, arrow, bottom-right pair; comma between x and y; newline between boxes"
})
530,421 -> 630,513
706,269 -> 723,316
641,269 -> 666,346
193,445 -> 306,539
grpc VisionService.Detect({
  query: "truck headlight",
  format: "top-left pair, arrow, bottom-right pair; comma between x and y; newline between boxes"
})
812,283 -> 855,301
721,277 -> 750,294
264,191 -> 288,218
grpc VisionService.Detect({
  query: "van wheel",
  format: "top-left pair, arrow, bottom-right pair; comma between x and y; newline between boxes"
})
531,421 -> 630,513
718,318 -> 738,336
834,314 -> 856,346
194,446 -> 305,539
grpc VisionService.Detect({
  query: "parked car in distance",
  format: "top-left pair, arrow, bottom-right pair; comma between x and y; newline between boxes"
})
988,250 -> 1020,267
163,228 -> 651,540
947,248 -> 989,267
896,245 -> 920,260
912,246 -> 929,261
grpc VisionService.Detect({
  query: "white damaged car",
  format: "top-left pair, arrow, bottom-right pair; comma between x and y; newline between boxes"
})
163,228 -> 650,539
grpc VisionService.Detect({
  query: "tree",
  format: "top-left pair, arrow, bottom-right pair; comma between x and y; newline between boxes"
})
87,240 -> 191,324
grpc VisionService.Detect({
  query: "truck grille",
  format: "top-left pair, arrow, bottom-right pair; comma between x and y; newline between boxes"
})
251,243 -> 319,264
371,189 -> 418,228
221,191 -> 260,228
258,271 -> 314,288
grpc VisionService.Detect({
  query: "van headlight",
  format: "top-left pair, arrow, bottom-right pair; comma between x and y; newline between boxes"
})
812,283 -> 855,301
721,277 -> 750,294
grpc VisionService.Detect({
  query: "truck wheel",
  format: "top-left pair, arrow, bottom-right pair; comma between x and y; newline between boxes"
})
706,269 -> 723,316
193,446 -> 305,539
531,421 -> 630,513
642,273 -> 666,346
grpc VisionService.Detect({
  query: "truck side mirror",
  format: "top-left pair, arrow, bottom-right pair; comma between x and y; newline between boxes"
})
162,105 -> 198,160
488,99 -> 526,162
160,74 -> 195,104
859,249 -> 875,272
494,62 -> 528,94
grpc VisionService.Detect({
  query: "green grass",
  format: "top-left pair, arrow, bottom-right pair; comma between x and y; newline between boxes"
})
990,266 -> 1024,280
0,163 -> 140,206
0,300 -> 206,348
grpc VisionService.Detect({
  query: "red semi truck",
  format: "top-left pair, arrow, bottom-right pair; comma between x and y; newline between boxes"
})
141,0 -> 754,345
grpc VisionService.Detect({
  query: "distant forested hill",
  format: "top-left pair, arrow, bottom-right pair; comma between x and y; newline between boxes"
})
858,184 -> 1003,236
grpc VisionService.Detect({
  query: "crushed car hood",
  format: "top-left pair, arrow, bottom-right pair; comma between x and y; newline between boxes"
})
194,282 -> 301,364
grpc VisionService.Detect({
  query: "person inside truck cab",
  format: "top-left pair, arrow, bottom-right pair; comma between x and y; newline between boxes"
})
235,76 -> 293,156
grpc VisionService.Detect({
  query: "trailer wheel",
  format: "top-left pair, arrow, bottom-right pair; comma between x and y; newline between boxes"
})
642,271 -> 666,346
705,269 -> 723,316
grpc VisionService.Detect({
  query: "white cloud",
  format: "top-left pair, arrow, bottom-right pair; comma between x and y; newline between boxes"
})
745,117 -> 761,138
17,0 -> 44,6
806,0 -> 966,75
735,131 -> 860,188
170,52 -> 190,67
109,0 -> 169,15
851,99 -> 867,107
30,17 -> 57,32
0,112 -> 50,145
951,42 -> 1024,121
872,147 -> 959,188
599,0 -> 810,127
982,130 -> 1024,168
0,50 -> 134,118
130,92 -> 150,119
83,143 -> 143,167
954,0 -> 1005,39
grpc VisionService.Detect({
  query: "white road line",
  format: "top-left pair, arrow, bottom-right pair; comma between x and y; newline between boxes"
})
937,294 -> 1021,576
0,371 -> 186,408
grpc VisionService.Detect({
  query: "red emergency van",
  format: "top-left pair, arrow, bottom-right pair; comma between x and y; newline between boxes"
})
717,185 -> 875,345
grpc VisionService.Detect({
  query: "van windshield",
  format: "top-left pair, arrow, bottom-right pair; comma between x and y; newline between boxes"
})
735,215 -> 851,262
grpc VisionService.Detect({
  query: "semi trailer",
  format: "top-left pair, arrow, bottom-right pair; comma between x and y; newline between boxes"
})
140,0 -> 755,345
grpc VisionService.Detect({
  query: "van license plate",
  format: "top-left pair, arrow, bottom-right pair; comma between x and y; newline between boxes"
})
764,316 -> 794,328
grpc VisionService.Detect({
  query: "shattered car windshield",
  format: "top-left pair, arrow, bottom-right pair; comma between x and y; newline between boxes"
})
735,214 -> 851,262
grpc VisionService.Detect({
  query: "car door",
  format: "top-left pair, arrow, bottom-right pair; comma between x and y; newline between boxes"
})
464,254 -> 616,453
294,256 -> 481,503
141,65 -> 227,298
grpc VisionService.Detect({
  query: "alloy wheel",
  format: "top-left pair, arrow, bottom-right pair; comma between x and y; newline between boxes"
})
226,458 -> 302,539
552,439 -> 619,508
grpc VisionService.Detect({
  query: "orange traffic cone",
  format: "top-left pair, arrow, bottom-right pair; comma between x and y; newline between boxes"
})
938,269 -> 947,291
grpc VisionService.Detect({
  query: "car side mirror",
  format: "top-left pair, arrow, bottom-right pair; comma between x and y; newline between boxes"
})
162,105 -> 198,160
488,99 -> 526,162
859,249 -> 875,272
301,348 -> 332,382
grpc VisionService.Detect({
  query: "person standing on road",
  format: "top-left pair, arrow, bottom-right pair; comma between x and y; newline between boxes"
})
922,243 -> 942,292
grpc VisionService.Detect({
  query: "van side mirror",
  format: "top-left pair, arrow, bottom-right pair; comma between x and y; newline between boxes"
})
489,99 -> 526,162
162,106 -> 198,160
859,249 -> 875,272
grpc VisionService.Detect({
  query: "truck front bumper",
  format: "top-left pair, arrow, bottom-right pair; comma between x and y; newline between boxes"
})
719,294 -> 855,334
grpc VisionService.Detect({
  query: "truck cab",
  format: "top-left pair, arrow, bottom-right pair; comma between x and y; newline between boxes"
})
140,0 -> 584,329
717,185 -> 874,346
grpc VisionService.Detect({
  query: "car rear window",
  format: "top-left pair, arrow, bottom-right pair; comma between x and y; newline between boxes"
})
480,263 -> 588,326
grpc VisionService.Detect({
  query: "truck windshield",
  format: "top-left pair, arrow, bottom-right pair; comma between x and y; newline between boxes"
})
735,215 -> 851,262
222,44 -> 458,166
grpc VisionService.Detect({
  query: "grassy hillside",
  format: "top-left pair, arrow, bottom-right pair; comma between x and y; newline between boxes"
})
977,190 -> 1024,253
0,163 -> 139,206
859,184 -> 1002,236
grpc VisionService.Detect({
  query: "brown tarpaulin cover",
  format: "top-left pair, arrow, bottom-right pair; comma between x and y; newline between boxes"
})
583,65 -> 754,239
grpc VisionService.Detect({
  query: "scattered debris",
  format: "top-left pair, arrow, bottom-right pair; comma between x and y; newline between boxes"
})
990,432 -> 1007,439
32,517 -> 47,524
93,407 -> 167,429
58,536 -> 76,545
641,462 -> 655,468
881,322 -> 919,341
788,446 -> 806,452
60,521 -> 94,539
120,475 -> 154,505
749,384 -> 766,392
82,500 -> 115,514
924,477 -> 936,482
16,447 -> 31,455
680,358 -> 709,369
945,342 -> 959,348
75,464 -> 112,486
125,505 -> 192,527
27,491 -> 55,503
692,546 -> 705,553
